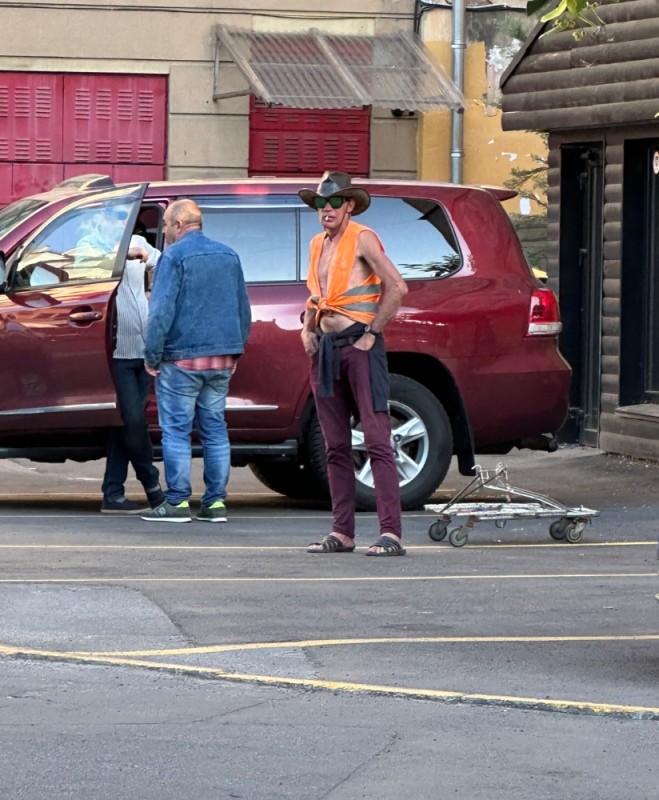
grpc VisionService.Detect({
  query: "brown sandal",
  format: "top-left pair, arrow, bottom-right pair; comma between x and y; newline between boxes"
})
306,534 -> 356,554
365,535 -> 406,557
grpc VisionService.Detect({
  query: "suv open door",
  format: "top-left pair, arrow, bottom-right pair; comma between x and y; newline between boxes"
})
0,183 -> 148,433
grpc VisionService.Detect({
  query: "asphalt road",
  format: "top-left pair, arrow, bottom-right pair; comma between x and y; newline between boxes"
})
0,447 -> 658,799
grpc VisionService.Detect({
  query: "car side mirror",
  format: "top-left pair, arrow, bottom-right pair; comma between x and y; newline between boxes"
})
0,251 -> 7,292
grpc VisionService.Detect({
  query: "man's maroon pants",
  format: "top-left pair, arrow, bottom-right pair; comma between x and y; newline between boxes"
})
311,345 -> 402,539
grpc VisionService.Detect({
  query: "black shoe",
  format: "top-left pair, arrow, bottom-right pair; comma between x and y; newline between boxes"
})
101,497 -> 150,515
146,487 -> 167,508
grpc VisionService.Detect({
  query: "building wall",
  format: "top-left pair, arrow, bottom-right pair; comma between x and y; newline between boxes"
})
0,0 -> 420,180
419,6 -> 547,218
499,0 -> 659,461
501,0 -> 659,133
590,126 -> 659,461
547,125 -> 659,462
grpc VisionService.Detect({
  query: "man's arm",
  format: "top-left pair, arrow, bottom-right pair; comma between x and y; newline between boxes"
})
128,234 -> 161,268
235,254 -> 252,349
354,230 -> 408,349
301,307 -> 319,357
143,252 -> 179,373
301,241 -> 319,357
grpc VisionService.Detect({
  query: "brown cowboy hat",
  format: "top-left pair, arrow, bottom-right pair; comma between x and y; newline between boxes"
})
298,171 -> 371,216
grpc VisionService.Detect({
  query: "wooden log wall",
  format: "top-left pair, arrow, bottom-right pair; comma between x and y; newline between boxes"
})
501,0 -> 659,133
549,126 -> 659,457
503,0 -> 659,459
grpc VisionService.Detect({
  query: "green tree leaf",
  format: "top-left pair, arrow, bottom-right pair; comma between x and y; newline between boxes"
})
541,0 -> 570,23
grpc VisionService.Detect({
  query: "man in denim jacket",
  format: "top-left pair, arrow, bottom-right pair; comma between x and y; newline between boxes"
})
141,199 -> 251,523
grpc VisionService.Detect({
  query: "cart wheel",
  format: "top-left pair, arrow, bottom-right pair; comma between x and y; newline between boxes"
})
549,518 -> 569,541
564,520 -> 586,544
448,527 -> 468,548
428,520 -> 449,542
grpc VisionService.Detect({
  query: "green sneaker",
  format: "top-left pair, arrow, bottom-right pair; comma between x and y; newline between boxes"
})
141,500 -> 192,523
196,500 -> 227,523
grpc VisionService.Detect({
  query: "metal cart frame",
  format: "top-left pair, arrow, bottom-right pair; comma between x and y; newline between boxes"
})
424,462 -> 599,547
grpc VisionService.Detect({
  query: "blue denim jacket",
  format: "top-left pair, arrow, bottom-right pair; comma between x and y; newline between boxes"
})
144,230 -> 251,368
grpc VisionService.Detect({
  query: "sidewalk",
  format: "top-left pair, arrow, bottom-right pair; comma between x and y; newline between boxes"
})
1,445 -> 659,530
438,444 -> 659,511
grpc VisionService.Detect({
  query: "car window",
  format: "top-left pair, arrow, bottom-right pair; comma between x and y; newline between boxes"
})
300,196 -> 462,280
0,198 -> 49,240
198,198 -> 298,283
9,200 -> 135,289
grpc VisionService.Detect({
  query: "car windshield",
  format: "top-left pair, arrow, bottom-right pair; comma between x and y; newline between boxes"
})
0,198 -> 49,240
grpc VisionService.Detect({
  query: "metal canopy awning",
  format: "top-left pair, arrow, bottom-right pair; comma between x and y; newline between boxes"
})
213,25 -> 465,111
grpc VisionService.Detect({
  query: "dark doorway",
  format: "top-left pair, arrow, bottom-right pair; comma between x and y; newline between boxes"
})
557,143 -> 604,445
620,138 -> 659,407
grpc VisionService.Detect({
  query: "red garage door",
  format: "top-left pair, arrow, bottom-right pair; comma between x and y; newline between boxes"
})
249,97 -> 369,177
0,72 -> 167,205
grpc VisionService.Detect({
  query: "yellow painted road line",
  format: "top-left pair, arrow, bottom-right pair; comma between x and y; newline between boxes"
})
464,541 -> 657,548
0,503 -> 609,516
0,541 -> 655,550
0,544 -> 331,551
0,514 -> 330,520
77,633 -> 659,658
0,642 -> 657,720
0,571 -> 653,584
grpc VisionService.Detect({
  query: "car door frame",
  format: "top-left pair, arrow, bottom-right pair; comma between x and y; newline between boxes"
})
0,183 -> 148,432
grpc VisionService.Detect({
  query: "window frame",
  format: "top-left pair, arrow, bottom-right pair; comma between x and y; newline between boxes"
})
195,192 -> 463,286
6,185 -> 147,292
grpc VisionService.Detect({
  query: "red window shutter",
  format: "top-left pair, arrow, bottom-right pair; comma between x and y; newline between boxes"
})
0,73 -> 63,163
62,74 -> 167,165
0,72 -> 167,206
249,98 -> 369,177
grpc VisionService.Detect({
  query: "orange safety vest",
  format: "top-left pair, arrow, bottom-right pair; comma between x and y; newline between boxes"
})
305,221 -> 382,325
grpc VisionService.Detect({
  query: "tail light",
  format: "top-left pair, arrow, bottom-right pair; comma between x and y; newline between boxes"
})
527,288 -> 562,336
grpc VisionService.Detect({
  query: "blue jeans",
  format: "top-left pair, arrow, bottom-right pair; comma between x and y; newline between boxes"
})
156,362 -> 232,506
102,358 -> 160,502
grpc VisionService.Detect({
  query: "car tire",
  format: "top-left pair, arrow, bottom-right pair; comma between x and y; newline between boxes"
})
307,374 -> 453,512
248,460 -> 326,501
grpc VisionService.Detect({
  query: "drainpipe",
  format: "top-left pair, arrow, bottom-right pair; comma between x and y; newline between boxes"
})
451,0 -> 466,184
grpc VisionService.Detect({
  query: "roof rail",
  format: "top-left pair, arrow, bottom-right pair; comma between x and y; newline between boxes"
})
55,174 -> 116,191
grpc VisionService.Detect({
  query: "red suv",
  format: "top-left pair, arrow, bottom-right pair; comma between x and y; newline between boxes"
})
0,174 -> 570,510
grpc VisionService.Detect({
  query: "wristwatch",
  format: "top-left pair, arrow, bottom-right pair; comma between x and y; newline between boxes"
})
363,324 -> 380,336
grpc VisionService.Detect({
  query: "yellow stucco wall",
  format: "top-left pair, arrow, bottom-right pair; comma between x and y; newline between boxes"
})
419,17 -> 547,216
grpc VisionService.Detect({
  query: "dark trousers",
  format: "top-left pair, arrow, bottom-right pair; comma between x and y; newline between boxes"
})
311,345 -> 401,539
102,358 -> 160,502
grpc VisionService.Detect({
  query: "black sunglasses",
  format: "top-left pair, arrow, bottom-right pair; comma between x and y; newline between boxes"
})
312,195 -> 347,210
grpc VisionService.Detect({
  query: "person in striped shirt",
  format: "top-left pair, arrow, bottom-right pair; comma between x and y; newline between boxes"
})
100,231 -> 165,514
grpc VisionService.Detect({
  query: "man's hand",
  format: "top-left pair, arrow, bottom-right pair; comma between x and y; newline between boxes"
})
145,363 -> 160,377
301,329 -> 319,357
353,331 -> 376,352
128,246 -> 148,262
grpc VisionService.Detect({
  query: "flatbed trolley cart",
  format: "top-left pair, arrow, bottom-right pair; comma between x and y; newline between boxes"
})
424,462 -> 599,547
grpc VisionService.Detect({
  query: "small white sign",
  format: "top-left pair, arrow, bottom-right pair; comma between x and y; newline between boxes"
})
653,151 -> 659,175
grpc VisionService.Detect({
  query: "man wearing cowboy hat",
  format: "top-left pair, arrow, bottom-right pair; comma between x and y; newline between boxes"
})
299,171 -> 408,556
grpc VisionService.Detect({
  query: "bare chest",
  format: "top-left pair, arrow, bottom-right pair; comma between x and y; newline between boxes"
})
317,238 -> 369,296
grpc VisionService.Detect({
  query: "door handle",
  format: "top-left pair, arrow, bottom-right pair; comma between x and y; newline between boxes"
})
69,310 -> 103,324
